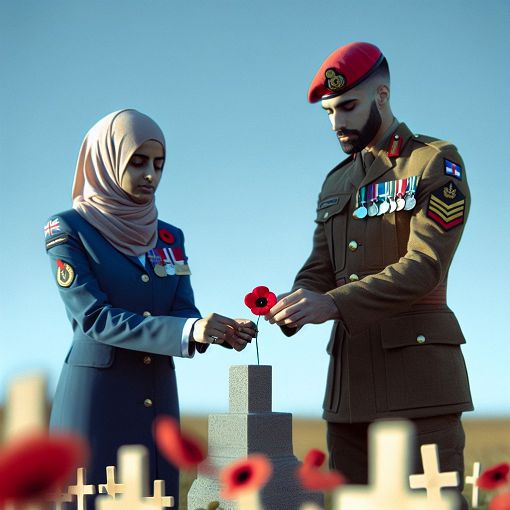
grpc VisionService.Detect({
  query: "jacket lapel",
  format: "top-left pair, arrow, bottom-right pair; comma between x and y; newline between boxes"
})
359,123 -> 414,187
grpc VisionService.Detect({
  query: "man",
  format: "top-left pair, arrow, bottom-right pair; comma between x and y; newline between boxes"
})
266,42 -> 472,507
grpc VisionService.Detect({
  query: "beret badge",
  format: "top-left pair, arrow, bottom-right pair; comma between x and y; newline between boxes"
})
325,68 -> 346,92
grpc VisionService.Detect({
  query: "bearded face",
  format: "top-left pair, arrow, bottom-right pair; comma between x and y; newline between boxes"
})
321,90 -> 384,154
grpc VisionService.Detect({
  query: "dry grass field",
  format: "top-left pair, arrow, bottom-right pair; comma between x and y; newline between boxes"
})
180,416 -> 510,510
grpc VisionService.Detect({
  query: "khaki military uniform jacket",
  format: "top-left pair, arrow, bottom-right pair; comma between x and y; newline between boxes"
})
290,122 -> 473,423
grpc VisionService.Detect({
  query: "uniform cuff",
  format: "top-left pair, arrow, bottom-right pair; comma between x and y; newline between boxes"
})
181,318 -> 200,358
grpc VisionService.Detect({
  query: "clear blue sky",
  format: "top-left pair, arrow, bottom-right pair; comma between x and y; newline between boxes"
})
1,0 -> 509,417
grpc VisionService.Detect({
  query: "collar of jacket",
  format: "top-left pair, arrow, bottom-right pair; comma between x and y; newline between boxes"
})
356,122 -> 414,188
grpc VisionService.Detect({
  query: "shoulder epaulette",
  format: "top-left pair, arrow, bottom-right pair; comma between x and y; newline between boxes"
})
411,134 -> 456,153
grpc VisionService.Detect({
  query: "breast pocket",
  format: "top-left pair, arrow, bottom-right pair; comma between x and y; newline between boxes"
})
315,193 -> 351,272
377,312 -> 471,411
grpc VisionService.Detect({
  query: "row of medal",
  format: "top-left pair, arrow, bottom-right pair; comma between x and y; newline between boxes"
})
147,247 -> 190,277
353,176 -> 420,219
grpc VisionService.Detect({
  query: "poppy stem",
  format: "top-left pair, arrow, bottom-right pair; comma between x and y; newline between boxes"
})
255,316 -> 261,365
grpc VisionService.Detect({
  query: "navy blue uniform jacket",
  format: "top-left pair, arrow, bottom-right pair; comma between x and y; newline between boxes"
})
45,209 -> 201,506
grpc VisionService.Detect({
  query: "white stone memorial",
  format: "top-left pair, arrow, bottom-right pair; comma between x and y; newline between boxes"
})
187,365 -> 323,510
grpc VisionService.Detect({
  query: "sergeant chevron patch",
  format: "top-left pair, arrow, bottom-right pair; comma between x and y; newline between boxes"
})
427,181 -> 465,231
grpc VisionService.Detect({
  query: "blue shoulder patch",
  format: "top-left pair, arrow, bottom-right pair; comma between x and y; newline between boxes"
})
444,159 -> 462,180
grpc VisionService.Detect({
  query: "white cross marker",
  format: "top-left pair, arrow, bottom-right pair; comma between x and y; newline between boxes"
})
67,467 -> 96,510
98,466 -> 125,496
409,444 -> 459,504
3,373 -> 47,440
96,445 -> 161,510
145,480 -> 174,507
465,461 -> 482,508
334,420 -> 457,510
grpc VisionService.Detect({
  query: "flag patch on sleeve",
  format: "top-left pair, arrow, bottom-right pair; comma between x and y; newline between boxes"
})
427,181 -> 465,231
444,159 -> 462,180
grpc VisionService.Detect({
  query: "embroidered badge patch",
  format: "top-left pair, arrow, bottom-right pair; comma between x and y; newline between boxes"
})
56,259 -> 75,288
45,234 -> 69,251
427,181 -> 465,231
444,159 -> 462,180
44,218 -> 61,238
325,68 -> 346,91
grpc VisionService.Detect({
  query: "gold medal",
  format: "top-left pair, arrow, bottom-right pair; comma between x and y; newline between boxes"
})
154,264 -> 167,277
175,264 -> 191,276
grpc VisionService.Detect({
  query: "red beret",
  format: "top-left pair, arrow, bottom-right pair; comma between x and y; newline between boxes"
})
308,42 -> 384,103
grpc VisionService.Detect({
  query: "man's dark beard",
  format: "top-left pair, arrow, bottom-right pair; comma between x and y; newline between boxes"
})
336,100 -> 382,154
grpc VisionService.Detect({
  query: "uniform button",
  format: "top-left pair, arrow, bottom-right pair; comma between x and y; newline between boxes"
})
349,274 -> 359,282
141,274 -> 150,283
143,355 -> 152,365
144,398 -> 153,408
348,240 -> 358,252
394,134 -> 400,140
143,311 -> 152,317
417,335 -> 426,344
323,211 -> 329,219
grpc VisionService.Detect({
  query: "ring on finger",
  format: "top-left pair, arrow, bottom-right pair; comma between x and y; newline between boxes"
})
209,335 -> 219,344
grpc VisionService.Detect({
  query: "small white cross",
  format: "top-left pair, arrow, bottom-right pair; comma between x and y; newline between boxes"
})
96,445 -> 161,510
3,373 -> 47,440
465,461 -> 482,508
409,443 -> 459,504
334,420 -> 457,510
67,467 -> 96,510
145,480 -> 174,507
98,466 -> 125,496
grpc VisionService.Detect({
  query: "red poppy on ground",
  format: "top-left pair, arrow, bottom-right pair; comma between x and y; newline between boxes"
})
154,415 -> 206,470
303,448 -> 326,468
220,454 -> 272,499
0,432 -> 87,506
159,229 -> 175,244
477,463 -> 510,490
244,286 -> 277,316
297,448 -> 345,492
490,492 -> 510,510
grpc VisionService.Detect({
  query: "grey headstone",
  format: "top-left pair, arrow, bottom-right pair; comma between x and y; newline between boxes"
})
187,365 -> 323,510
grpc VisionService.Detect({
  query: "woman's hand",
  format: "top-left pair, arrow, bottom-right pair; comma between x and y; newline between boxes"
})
191,314 -> 257,351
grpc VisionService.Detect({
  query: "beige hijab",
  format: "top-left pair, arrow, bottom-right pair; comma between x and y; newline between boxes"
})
72,109 -> 165,257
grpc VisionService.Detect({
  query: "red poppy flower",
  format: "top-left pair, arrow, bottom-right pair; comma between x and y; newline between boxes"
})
0,432 -> 87,505
303,448 -> 326,468
153,415 -> 206,470
297,448 -> 345,491
159,229 -> 175,244
490,492 -> 510,510
244,286 -> 277,316
477,463 -> 510,490
220,454 -> 272,499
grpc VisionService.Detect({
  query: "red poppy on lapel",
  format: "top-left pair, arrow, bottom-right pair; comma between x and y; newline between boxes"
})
159,229 -> 175,244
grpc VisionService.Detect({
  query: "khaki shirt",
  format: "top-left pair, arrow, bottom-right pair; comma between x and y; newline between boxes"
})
291,122 -> 473,422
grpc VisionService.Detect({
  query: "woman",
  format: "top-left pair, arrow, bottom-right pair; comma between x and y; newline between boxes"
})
44,109 -> 255,507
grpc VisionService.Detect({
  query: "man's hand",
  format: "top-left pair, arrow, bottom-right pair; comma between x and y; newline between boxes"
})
192,314 -> 256,351
265,289 -> 340,328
